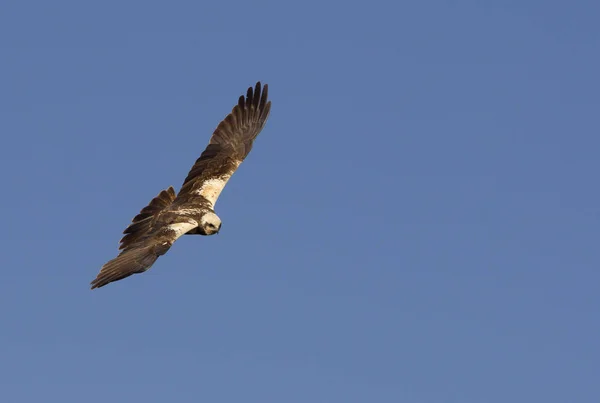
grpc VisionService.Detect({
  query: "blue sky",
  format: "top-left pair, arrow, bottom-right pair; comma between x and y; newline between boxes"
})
1,1 -> 599,402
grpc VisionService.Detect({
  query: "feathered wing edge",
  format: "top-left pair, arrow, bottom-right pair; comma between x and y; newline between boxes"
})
90,242 -> 170,289
209,81 -> 272,154
91,82 -> 272,289
119,186 -> 176,250
179,82 -> 272,196
90,186 -> 178,290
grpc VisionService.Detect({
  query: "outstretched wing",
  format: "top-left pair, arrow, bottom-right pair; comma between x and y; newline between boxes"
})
90,239 -> 174,290
119,186 -> 176,250
92,82 -> 272,289
178,81 -> 272,207
90,187 -> 197,289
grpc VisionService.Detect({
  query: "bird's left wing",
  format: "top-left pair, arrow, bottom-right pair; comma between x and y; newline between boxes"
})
178,82 -> 271,207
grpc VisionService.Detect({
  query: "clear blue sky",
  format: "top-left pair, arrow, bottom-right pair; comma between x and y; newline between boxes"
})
1,1 -> 598,402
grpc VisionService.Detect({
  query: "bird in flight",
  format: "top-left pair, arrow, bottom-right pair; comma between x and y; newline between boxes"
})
91,82 -> 272,289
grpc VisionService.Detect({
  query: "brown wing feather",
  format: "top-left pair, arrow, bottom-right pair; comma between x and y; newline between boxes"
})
91,82 -> 272,290
119,186 -> 176,250
90,242 -> 171,289
91,186 -> 183,289
178,82 -> 271,199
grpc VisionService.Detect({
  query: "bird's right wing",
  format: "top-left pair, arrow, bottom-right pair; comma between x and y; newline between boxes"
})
119,187 -> 177,251
90,187 -> 197,289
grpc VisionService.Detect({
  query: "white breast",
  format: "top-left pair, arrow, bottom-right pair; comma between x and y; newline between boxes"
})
167,220 -> 199,239
176,208 -> 205,215
195,176 -> 232,206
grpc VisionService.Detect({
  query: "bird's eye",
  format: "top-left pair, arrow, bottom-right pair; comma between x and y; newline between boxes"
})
208,223 -> 215,228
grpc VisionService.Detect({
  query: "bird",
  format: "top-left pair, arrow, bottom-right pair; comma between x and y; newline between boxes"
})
90,82 -> 272,289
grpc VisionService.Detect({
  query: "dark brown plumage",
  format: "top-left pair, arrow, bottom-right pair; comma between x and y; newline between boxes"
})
119,187 -> 176,251
179,82 -> 271,196
90,82 -> 271,290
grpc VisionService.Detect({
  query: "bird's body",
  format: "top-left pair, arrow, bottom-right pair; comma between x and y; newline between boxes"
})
91,82 -> 271,289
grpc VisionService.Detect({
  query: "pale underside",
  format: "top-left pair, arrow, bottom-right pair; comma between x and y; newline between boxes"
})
166,221 -> 199,239
194,172 -> 236,207
91,82 -> 270,289
174,208 -> 205,216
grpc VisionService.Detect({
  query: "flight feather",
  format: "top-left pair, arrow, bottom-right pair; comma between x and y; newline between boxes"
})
179,82 -> 271,206
90,82 -> 271,289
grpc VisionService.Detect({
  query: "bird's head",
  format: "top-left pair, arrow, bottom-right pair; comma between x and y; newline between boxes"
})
199,211 -> 222,235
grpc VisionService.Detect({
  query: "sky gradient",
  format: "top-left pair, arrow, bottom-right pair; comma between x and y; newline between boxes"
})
1,1 -> 599,402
